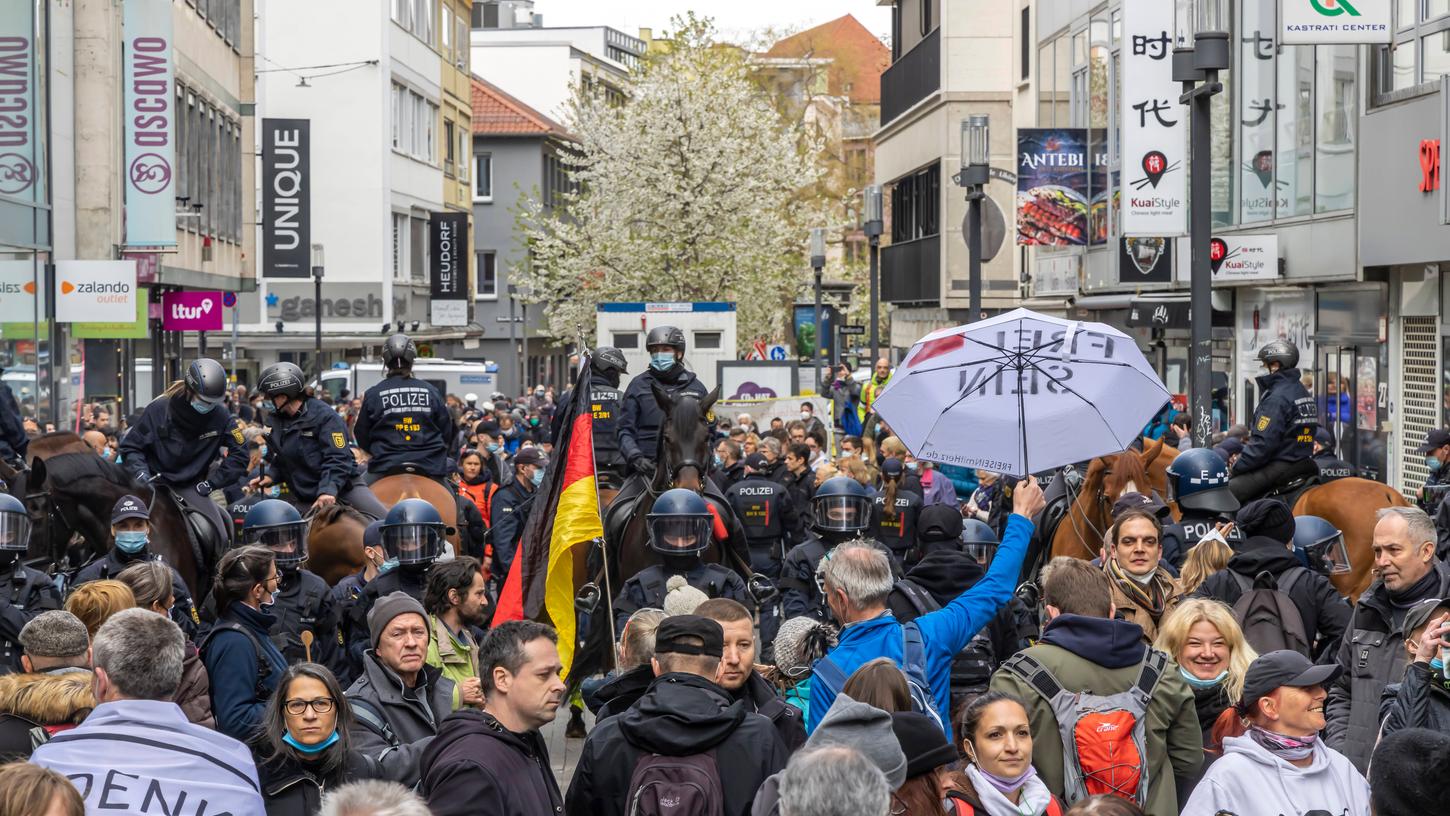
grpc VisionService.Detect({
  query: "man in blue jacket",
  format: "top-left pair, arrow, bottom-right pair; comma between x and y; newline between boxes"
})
807,475 -> 1044,738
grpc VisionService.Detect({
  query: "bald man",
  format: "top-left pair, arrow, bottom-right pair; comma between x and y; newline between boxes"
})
83,430 -> 108,456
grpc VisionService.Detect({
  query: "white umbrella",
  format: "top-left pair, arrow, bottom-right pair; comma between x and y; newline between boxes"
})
873,308 -> 1171,475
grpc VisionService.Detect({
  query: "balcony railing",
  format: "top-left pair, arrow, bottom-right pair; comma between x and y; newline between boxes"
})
881,234 -> 940,304
880,27 -> 940,127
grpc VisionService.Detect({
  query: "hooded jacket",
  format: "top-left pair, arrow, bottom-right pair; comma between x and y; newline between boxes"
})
734,670 -> 806,753
0,670 -> 93,760
566,672 -> 788,816
1194,535 -> 1351,659
590,664 -> 654,723
255,747 -> 382,816
344,651 -> 455,786
419,708 -> 563,816
1180,734 -> 1370,816
988,614 -> 1202,816
1377,660 -> 1450,741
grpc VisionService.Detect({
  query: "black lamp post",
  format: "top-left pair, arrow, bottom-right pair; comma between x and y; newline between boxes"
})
809,227 -> 826,394
957,115 -> 990,322
1174,0 -> 1228,448
863,184 -> 883,367
310,243 -> 324,381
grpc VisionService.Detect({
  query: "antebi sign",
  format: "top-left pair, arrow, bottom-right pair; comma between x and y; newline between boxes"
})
1281,0 -> 1391,45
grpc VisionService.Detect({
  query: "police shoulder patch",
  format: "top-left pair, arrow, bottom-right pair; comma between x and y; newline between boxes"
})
1255,415 -> 1271,432
232,427 -> 245,445
332,432 -> 346,448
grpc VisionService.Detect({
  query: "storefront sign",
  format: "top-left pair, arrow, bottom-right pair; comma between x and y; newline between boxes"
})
261,118 -> 311,277
55,260 -> 138,323
1281,0 -> 1391,45
1121,0 -> 1187,236
72,288 -> 150,339
1419,139 -> 1440,192
239,282 -> 386,325
1032,254 -> 1080,297
1118,237 -> 1173,284
1015,128 -> 1089,247
0,2 -> 40,202
1209,234 -> 1280,282
0,259 -> 39,323
122,0 -> 176,247
429,211 -> 469,326
162,290 -> 223,331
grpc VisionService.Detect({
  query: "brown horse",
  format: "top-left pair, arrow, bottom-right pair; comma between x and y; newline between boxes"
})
1295,481 -> 1410,598
303,504 -> 373,586
1049,439 -> 1172,563
368,474 -> 460,548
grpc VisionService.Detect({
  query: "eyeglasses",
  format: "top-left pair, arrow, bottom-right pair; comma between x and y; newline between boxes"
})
284,697 -> 336,715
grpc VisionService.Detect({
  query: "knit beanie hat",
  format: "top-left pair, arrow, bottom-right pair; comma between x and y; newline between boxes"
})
806,693 -> 909,789
1236,498 -> 1295,544
1370,728 -> 1450,816
771,616 -> 837,678
662,575 -> 710,617
366,591 -> 428,648
890,711 -> 959,779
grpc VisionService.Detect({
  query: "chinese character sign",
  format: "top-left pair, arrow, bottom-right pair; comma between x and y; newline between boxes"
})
1121,0 -> 1187,236
1015,128 -> 1089,247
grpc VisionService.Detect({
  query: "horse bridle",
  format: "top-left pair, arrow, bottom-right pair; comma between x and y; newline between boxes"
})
1061,460 -> 1114,561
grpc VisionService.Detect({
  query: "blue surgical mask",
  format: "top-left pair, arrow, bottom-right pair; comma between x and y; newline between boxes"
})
650,352 -> 676,372
283,730 -> 340,755
1177,665 -> 1229,690
114,531 -> 148,554
1428,455 -> 1442,473
486,442 -> 500,454
379,558 -> 399,574
259,444 -> 268,457
191,399 -> 217,414
268,485 -> 282,499
713,454 -> 723,468
531,467 -> 545,487
101,446 -> 113,460
905,461 -> 919,473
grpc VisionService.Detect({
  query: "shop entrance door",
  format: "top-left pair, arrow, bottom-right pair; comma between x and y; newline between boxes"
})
1315,344 -> 1389,482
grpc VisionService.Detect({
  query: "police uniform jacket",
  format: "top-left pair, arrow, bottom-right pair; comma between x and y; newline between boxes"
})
611,561 -> 751,633
553,373 -> 625,472
354,374 -> 453,477
616,366 -> 708,465
0,563 -> 62,675
267,397 -> 357,501
119,395 -> 248,488
1232,368 -> 1318,474
725,476 -> 799,555
271,567 -> 346,679
1314,451 -> 1355,481
74,549 -> 198,636
779,536 -> 830,622
870,488 -> 922,560
0,381 -> 26,464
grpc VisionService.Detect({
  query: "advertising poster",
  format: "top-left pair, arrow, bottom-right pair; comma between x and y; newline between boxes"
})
1119,237 -> 1173,284
1121,0 -> 1187,236
1016,128 -> 1089,246
162,290 -> 224,331
792,304 -> 836,365
261,119 -> 311,278
429,211 -> 470,327
55,261 -> 138,324
1282,0 -> 1391,44
122,0 -> 176,246
0,1 -> 40,204
1210,234 -> 1280,282
1089,128 -> 1109,246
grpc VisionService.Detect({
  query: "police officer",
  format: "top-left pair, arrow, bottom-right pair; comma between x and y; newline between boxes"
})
489,447 -> 546,582
354,334 -> 454,486
612,489 -> 751,634
725,452 -> 799,647
1229,340 -> 1320,502
780,476 -> 877,623
251,362 -> 387,519
0,493 -> 62,675
871,458 -> 922,567
241,499 -> 347,680
343,499 -> 445,674
960,519 -> 999,566
1292,515 -> 1351,577
617,326 -> 708,481
553,347 -> 628,490
332,520 -> 385,609
118,358 -> 247,547
1167,447 -> 1245,553
1312,427 -> 1355,482
72,495 -> 198,637
1417,428 -> 1450,513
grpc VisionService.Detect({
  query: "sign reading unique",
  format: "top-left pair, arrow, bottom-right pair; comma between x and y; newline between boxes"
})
122,0 -> 176,246
1121,0 -> 1187,236
1118,237 -> 1174,284
1015,128 -> 1089,247
1209,234 -> 1280,282
1281,0 -> 1391,45
162,290 -> 223,331
0,3 -> 40,203
56,261 -> 138,324
429,211 -> 469,326
262,119 -> 311,278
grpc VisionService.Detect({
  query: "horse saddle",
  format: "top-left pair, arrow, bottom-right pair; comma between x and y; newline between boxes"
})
379,462 -> 431,477
1260,472 -> 1320,510
159,486 -> 228,580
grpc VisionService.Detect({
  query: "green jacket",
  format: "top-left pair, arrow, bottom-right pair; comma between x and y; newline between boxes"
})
426,615 -> 478,711
989,623 -> 1202,816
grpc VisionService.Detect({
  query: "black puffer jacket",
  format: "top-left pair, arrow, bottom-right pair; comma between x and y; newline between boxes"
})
1378,661 -> 1450,741
255,747 -> 381,816
589,665 -> 654,723
734,671 -> 805,753
419,709 -> 563,816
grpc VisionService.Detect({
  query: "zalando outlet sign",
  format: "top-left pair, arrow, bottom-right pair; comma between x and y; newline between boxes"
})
55,261 -> 138,323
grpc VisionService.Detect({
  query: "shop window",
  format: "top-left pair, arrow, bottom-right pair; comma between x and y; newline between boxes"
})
1277,44 -> 1314,219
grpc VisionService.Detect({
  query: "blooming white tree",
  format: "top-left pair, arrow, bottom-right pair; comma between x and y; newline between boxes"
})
516,16 -> 825,349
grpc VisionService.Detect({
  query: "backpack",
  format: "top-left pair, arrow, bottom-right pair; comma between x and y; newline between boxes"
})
895,579 -> 999,704
625,749 -> 725,816
1001,649 -> 1168,807
946,790 -> 1063,816
1230,567 -> 1312,656
811,620 -> 947,734
198,621 -> 273,699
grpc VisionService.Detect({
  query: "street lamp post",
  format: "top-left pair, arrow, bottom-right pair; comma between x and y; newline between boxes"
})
809,227 -> 826,394
310,244 -> 324,382
1175,0 -> 1228,448
957,115 -> 990,322
863,185 -> 883,367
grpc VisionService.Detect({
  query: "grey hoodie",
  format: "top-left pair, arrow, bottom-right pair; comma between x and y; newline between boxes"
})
750,693 -> 906,816
1181,734 -> 1370,816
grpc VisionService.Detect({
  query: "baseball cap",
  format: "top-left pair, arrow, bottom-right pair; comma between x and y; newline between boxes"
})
1403,598 -> 1450,640
881,458 -> 904,477
743,452 -> 769,472
1313,427 -> 1335,450
1111,491 -> 1166,520
653,615 -> 724,658
1418,428 -> 1450,454
1239,650 -> 1342,711
111,495 -> 150,524
514,447 -> 547,468
1213,437 -> 1244,459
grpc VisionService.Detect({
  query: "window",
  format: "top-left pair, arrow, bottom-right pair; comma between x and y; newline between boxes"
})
1277,44 -> 1313,218
543,152 -> 577,209
393,0 -> 410,26
694,332 -> 722,351
474,153 -> 492,200
457,127 -> 468,183
392,213 -> 407,279
442,5 -> 452,52
415,0 -> 435,45
1315,44 -> 1357,213
410,216 -> 428,282
444,120 -> 456,176
613,332 -> 639,349
888,162 -> 940,243
1020,7 -> 1030,81
456,17 -> 469,68
391,83 -> 405,149
476,251 -> 497,298
426,101 -> 438,162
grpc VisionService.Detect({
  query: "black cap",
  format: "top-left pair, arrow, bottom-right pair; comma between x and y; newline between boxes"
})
1418,428 -> 1450,454
363,520 -> 383,550
890,712 -> 959,779
1313,427 -> 1335,450
1240,650 -> 1342,711
1403,597 -> 1450,639
476,420 -> 501,437
653,615 -> 724,658
1111,492 -> 1165,520
111,495 -> 150,524
743,452 -> 769,472
1236,498 -> 1296,544
514,447 -> 547,468
881,458 -> 903,477
917,504 -> 964,542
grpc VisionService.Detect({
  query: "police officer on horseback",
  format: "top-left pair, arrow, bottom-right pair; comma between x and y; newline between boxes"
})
73,495 -> 198,636
0,493 -> 62,675
612,489 -> 751,634
241,499 -> 347,681
618,326 -> 708,480
251,362 -> 388,519
725,453 -> 799,648
343,498 -> 445,674
1166,447 -> 1243,551
354,334 -> 454,487
1229,340 -> 1320,502
552,347 -> 628,489
780,476 -> 878,623
118,358 -> 247,550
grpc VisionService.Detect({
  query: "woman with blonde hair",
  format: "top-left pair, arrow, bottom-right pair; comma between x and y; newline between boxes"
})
63,580 -> 135,638
1178,537 -> 1234,595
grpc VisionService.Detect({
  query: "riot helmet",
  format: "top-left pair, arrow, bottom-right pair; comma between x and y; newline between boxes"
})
1293,515 -> 1350,576
0,493 -> 30,552
383,333 -> 418,371
1165,447 -> 1240,515
258,362 -> 306,402
380,499 -> 446,566
647,489 -> 712,556
1256,339 -> 1300,371
185,358 -> 229,406
242,499 -> 309,568
961,519 -> 1000,565
812,477 -> 873,536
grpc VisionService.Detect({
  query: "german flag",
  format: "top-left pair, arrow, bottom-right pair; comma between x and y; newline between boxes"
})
490,359 -> 602,678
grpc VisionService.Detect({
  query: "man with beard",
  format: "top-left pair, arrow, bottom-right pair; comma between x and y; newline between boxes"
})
423,557 -> 489,711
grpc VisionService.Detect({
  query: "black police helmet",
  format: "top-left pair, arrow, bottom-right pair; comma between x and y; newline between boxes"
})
591,347 -> 628,376
185,358 -> 229,405
647,488 -> 712,556
961,518 -> 999,564
1256,339 -> 1299,370
242,499 -> 308,567
1293,515 -> 1350,575
258,362 -> 306,401
645,325 -> 686,353
383,334 -> 418,371
812,476 -> 872,534
0,493 -> 29,552
380,498 -> 445,565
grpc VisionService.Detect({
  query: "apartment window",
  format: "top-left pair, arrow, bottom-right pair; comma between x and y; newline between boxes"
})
476,251 -> 497,298
888,163 -> 940,243
457,128 -> 469,182
392,213 -> 407,278
410,216 -> 428,282
391,83 -> 405,149
414,0 -> 435,45
474,153 -> 492,200
425,101 -> 437,162
444,121 -> 456,176
393,0 -> 410,26
442,5 -> 452,52
543,152 -> 577,209
176,88 -> 189,210
1020,7 -> 1030,81
455,17 -> 469,68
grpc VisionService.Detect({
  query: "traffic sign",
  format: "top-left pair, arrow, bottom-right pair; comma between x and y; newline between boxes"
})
767,344 -> 788,361
222,291 -> 237,308
839,325 -> 865,336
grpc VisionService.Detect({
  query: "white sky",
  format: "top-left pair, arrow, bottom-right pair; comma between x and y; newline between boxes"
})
530,0 -> 892,44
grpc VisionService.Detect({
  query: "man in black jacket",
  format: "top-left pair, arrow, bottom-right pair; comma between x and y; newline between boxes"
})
1377,598 -> 1450,741
420,620 -> 566,816
695,598 -> 806,752
566,615 -> 788,816
1229,340 -> 1320,502
1192,498 -> 1349,660
354,334 -> 454,486
489,447 -> 546,580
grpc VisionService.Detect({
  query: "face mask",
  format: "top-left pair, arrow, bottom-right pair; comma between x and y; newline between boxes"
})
1428,455 -> 1442,473
283,730 -> 340,754
486,442 -> 500,453
905,461 -> 919,473
267,485 -> 282,499
260,445 -> 268,457
650,352 -> 676,372
713,454 -> 723,469
101,446 -> 113,460
1246,724 -> 1318,761
1177,665 -> 1229,690
191,399 -> 217,414
970,762 -> 1038,795
379,558 -> 399,574
114,531 -> 148,554
263,400 -> 279,416
531,468 -> 545,487
261,589 -> 280,610
800,411 -> 812,422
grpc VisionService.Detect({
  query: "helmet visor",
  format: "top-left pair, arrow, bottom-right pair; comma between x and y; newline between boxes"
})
247,522 -> 310,566
1305,534 -> 1351,575
0,511 -> 30,551
383,524 -> 444,565
649,515 -> 711,555
963,541 -> 998,565
813,496 -> 871,532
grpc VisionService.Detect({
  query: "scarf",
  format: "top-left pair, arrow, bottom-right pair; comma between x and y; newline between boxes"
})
1106,558 -> 1172,620
965,765 -> 1054,816
1188,680 -> 1232,736
460,471 -> 490,486
1388,566 -> 1442,610
1247,724 -> 1317,761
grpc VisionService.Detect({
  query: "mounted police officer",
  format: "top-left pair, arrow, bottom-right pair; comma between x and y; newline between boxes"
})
780,476 -> 878,623
553,347 -> 628,489
250,362 -> 387,519
611,489 -> 751,634
724,452 -> 799,647
1166,447 -> 1243,552
343,498 -> 444,673
1229,340 -> 1320,502
1312,427 -> 1355,482
354,334 -> 454,487
118,358 -> 246,550
617,326 -> 708,480
0,493 -> 62,675
73,495 -> 198,637
241,499 -> 346,681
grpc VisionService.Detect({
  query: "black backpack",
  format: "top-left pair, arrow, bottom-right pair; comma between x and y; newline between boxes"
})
1231,567 -> 1312,656
625,749 -> 725,816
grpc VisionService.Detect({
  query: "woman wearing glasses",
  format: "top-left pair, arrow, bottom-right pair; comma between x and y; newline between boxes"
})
201,545 -> 288,741
254,663 -> 382,816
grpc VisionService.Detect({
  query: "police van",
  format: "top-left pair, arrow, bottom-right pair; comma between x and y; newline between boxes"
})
320,359 -> 497,402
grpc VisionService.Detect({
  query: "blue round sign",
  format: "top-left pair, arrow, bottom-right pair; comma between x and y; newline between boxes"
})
222,292 -> 237,308
768,345 -> 787,361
